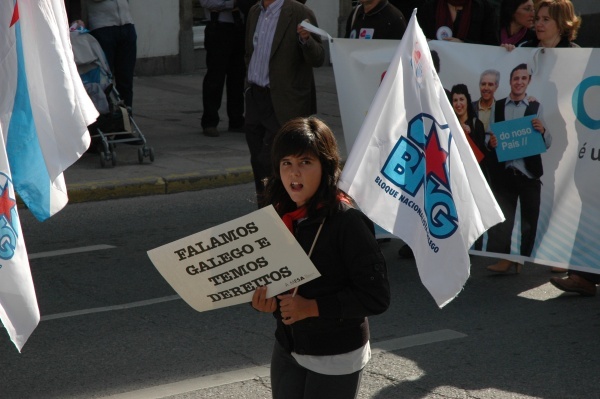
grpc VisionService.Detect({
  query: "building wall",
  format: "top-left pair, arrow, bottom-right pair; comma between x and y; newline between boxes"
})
130,0 -> 179,58
130,0 -> 194,75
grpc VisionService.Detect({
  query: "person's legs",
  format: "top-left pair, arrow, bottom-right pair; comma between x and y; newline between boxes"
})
114,24 -> 137,108
201,23 -> 231,130
244,87 -> 280,206
271,342 -> 307,399
225,27 -> 246,130
303,368 -> 363,399
486,176 -> 518,254
518,176 -> 541,257
91,26 -> 117,76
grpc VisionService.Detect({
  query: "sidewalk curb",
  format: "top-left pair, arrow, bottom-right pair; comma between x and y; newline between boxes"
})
66,167 -> 254,204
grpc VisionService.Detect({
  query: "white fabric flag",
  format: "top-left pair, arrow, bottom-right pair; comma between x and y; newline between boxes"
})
0,0 -> 97,351
338,11 -> 504,307
1,0 -> 97,221
0,124 -> 39,352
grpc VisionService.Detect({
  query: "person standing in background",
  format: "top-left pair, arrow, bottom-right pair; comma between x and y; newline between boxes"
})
199,0 -> 258,137
244,0 -> 325,207
417,0 -> 500,45
499,0 -> 536,46
81,0 -> 137,109
345,0 -> 407,40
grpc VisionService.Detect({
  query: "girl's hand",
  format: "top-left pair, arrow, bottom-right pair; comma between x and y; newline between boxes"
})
277,293 -> 319,325
252,286 -> 277,313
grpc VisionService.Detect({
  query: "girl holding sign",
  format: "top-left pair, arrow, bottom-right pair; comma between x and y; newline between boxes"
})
252,117 -> 390,399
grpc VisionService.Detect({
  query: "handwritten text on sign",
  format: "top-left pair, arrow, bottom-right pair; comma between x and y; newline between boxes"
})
490,115 -> 547,162
147,206 -> 321,312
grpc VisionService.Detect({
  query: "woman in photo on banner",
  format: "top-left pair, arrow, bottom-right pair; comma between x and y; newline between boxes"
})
252,117 -> 390,399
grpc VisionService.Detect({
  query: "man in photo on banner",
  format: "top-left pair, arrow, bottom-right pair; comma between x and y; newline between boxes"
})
485,63 -> 550,274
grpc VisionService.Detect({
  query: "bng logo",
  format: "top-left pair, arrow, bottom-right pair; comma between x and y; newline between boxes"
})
381,114 -> 459,239
0,173 -> 19,266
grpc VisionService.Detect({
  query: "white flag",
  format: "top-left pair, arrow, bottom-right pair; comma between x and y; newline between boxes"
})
0,0 -> 98,351
0,124 -> 39,352
338,11 -> 504,307
1,0 -> 97,222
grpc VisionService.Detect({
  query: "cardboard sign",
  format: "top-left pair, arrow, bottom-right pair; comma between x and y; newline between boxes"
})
147,205 -> 321,312
490,115 -> 547,162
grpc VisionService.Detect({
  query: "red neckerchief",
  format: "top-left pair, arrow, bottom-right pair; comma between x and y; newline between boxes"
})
280,194 -> 352,233
281,206 -> 307,234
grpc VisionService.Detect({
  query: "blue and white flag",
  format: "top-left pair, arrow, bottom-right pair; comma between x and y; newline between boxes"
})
1,0 -> 97,222
338,11 -> 504,307
0,0 -> 98,350
0,126 -> 38,352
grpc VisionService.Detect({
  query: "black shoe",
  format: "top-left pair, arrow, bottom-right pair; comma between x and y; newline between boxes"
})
203,126 -> 219,137
398,244 -> 414,259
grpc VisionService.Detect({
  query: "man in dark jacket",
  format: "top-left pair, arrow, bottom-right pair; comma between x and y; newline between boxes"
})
244,0 -> 325,205
345,0 -> 407,39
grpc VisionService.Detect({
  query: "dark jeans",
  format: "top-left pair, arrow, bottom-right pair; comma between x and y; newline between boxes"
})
91,24 -> 137,108
245,86 -> 281,206
487,169 -> 541,257
201,21 -> 245,129
270,341 -> 363,399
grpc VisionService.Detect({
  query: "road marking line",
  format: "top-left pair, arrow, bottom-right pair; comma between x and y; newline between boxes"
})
40,295 -> 181,321
98,329 -> 467,399
100,366 -> 271,399
29,244 -> 116,260
371,329 -> 467,353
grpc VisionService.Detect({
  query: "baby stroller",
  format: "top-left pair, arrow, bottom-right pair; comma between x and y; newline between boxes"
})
70,29 -> 154,167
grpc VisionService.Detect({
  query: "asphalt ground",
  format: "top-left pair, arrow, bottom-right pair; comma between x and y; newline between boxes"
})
62,65 -> 344,205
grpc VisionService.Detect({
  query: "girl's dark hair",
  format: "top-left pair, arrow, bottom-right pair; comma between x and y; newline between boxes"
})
264,116 -> 344,217
500,0 -> 530,30
450,83 -> 476,121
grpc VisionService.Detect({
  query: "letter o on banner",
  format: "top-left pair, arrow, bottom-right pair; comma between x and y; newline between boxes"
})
573,76 -> 600,130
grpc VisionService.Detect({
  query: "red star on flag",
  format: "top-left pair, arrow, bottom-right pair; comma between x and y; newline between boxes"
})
0,182 -> 17,224
425,125 -> 449,185
10,1 -> 19,27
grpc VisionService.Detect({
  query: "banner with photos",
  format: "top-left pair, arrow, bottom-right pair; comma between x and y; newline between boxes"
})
332,38 -> 600,275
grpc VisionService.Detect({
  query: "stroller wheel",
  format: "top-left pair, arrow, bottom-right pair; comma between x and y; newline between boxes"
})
100,152 -> 106,168
137,148 -> 144,164
111,151 -> 117,167
148,147 -> 155,162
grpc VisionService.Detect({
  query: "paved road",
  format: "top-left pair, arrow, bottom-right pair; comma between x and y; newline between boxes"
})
3,185 -> 599,399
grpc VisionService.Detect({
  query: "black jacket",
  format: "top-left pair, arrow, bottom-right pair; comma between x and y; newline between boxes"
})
418,0 -> 499,45
345,1 -> 407,39
274,202 -> 390,356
